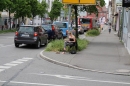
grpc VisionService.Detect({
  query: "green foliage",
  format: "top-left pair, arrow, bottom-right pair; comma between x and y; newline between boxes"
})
49,0 -> 63,21
0,29 -> 16,34
79,0 -> 105,16
46,39 -> 64,52
13,0 -> 31,19
86,29 -> 100,37
0,0 -> 7,11
38,0 -> 48,18
45,39 -> 89,52
28,0 -> 39,18
77,39 -> 89,51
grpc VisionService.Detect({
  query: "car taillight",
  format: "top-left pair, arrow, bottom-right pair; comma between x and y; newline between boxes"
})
34,32 -> 38,36
15,31 -> 18,36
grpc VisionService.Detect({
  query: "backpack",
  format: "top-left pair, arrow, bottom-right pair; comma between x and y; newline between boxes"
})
70,50 -> 77,54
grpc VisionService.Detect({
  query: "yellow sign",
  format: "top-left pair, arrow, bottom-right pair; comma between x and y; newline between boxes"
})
62,0 -> 96,5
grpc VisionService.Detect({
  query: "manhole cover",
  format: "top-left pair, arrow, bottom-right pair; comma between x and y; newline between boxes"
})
116,69 -> 130,73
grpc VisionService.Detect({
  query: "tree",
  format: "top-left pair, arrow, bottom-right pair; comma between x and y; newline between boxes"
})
4,0 -> 15,29
37,0 -> 48,24
79,0 -> 105,16
28,0 -> 39,24
62,4 -> 68,21
0,0 -> 7,11
49,0 -> 63,22
13,0 -> 31,23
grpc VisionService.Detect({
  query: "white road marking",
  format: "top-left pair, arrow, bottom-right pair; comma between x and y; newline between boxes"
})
0,80 -> 68,86
11,61 -> 23,64
0,69 -> 5,72
0,44 -> 14,48
0,80 -> 6,82
4,63 -> 18,66
22,57 -> 33,60
0,57 -> 33,73
16,59 -> 29,62
30,73 -> 130,85
0,66 -> 11,69
30,73 -> 90,80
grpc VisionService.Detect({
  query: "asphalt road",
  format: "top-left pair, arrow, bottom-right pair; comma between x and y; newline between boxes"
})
0,33 -> 130,86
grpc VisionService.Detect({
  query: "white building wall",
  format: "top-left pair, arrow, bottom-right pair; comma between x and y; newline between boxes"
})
122,8 -> 130,54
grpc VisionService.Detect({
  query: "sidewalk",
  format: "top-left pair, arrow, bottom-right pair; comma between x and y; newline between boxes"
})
40,25 -> 130,76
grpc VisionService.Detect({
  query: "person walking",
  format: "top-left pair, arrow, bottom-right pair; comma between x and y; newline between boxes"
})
109,23 -> 112,34
99,16 -> 106,32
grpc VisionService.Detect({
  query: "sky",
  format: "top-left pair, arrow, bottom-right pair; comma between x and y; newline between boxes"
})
105,0 -> 109,7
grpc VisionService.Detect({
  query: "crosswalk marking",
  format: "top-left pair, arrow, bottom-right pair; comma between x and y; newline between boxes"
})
16,59 -> 29,62
11,61 -> 23,64
0,57 -> 33,73
4,63 -> 18,66
0,66 -> 11,69
22,58 -> 33,60
0,69 -> 5,72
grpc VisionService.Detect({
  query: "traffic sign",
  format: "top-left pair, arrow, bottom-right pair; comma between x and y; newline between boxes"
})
62,0 -> 96,5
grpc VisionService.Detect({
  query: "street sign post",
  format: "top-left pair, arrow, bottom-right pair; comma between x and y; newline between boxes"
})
62,0 -> 96,5
62,0 -> 96,38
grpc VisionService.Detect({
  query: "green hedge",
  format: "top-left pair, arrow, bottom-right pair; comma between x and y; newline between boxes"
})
0,29 -> 16,34
45,39 -> 89,52
86,29 -> 100,37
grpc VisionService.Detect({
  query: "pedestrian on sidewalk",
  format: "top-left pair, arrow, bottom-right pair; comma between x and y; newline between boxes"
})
99,16 -> 106,32
109,23 -> 112,34
62,32 -> 76,54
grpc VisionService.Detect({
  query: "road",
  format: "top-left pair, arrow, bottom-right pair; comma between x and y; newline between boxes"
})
0,33 -> 130,86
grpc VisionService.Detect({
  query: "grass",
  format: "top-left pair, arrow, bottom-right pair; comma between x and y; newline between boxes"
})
86,28 -> 100,37
0,29 -> 17,34
45,39 -> 89,52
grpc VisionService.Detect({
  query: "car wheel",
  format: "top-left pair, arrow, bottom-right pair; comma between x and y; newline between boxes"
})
15,43 -> 19,48
36,40 -> 41,48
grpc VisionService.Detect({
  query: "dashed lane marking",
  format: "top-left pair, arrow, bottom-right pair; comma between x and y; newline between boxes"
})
0,66 -> 11,69
0,57 -> 33,73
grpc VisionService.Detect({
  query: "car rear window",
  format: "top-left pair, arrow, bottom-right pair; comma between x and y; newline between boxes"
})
18,26 -> 34,33
54,22 -> 67,28
42,25 -> 51,30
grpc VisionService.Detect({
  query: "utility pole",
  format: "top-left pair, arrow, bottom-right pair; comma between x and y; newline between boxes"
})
68,4 -> 72,31
74,5 -> 78,38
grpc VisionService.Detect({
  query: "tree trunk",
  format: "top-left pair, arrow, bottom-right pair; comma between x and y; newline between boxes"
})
9,9 -> 11,30
22,16 -> 24,24
41,17 -> 42,25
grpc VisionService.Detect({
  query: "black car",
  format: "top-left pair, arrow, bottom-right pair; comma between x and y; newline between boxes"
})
14,25 -> 48,48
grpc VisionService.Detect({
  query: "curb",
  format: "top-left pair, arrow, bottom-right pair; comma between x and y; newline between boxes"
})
40,51 -> 130,76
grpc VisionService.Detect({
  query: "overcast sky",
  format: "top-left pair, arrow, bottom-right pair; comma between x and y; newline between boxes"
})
105,0 -> 109,7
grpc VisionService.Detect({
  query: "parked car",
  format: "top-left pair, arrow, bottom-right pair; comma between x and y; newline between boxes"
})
42,24 -> 63,40
14,25 -> 48,48
53,21 -> 69,38
78,25 -> 84,34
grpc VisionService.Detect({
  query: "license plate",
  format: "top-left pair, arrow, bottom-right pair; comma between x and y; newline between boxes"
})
21,34 -> 29,37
